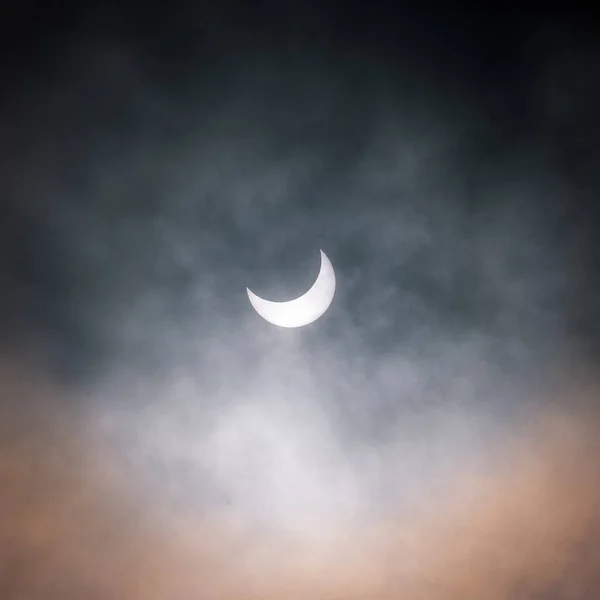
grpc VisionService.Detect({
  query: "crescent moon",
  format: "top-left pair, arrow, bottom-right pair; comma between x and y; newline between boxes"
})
247,249 -> 336,328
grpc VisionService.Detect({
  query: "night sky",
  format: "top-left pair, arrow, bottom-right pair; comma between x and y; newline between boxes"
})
1,2 -> 599,598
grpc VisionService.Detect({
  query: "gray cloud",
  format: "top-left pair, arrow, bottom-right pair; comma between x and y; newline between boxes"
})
1,11 -> 599,597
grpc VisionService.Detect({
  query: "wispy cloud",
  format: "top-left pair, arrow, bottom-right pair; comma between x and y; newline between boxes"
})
1,13 -> 599,597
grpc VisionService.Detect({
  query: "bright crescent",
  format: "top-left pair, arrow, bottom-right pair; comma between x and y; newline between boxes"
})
247,250 -> 336,328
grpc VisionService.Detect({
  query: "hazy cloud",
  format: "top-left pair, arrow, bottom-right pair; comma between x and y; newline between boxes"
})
1,7 -> 599,598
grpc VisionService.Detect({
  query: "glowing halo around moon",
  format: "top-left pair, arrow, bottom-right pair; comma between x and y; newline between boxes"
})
246,249 -> 336,328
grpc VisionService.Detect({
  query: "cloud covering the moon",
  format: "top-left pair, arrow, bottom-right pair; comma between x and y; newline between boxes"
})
1,5 -> 599,598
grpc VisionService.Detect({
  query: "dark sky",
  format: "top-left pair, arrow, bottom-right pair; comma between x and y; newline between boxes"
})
2,2 -> 599,377
1,2 -> 599,598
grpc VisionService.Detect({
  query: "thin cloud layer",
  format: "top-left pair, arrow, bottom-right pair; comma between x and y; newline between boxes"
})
1,362 -> 599,598
1,8 -> 599,598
